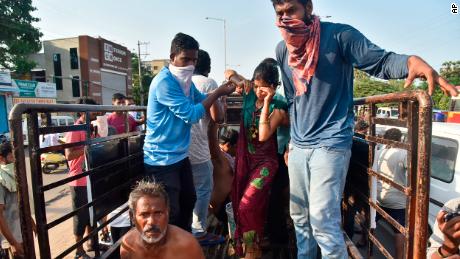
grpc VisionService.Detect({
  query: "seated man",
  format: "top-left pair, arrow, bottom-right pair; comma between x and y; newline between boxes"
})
121,181 -> 204,259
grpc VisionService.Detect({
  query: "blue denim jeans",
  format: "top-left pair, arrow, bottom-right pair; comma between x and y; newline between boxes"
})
191,160 -> 214,237
288,145 -> 351,259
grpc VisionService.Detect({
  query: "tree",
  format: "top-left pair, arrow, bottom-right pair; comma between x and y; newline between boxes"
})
353,69 -> 405,98
131,53 -> 154,105
0,0 -> 42,75
417,61 -> 460,110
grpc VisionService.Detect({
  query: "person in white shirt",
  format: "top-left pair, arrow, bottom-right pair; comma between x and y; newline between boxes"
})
188,49 -> 225,246
373,128 -> 407,259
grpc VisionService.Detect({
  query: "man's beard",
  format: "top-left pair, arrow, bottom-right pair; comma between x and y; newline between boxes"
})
139,224 -> 167,244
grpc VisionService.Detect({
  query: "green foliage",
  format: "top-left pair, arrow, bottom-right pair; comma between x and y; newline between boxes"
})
353,69 -> 406,98
131,53 -> 154,105
0,0 -> 42,75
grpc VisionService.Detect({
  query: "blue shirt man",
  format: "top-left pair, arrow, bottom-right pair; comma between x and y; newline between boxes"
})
143,33 -> 235,232
271,1 -> 458,258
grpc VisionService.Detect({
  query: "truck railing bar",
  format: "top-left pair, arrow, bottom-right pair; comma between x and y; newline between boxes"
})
366,135 -> 410,150
38,124 -> 86,135
368,231 -> 394,259
46,176 -> 137,230
368,168 -> 410,196
38,131 -> 144,154
372,117 -> 407,128
369,200 -> 407,236
41,152 -> 142,192
9,103 -> 147,120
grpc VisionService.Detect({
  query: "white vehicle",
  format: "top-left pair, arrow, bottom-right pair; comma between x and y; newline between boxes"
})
376,107 -> 399,119
376,122 -> 460,234
23,115 -> 75,146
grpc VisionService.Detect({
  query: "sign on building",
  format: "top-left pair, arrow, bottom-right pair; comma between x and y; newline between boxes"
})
12,80 -> 57,98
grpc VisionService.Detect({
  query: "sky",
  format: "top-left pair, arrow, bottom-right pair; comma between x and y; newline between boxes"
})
32,0 -> 460,83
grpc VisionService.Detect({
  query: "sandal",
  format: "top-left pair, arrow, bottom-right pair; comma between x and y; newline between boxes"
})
196,232 -> 226,246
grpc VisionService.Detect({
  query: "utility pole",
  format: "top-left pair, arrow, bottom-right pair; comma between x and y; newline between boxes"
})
137,41 -> 149,105
205,17 -> 227,70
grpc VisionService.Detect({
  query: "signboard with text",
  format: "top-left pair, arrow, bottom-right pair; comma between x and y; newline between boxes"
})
99,38 -> 129,73
13,98 -> 56,105
12,80 -> 56,98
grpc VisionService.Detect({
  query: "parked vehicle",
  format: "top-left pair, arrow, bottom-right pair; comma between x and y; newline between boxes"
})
376,122 -> 460,234
376,107 -> 399,119
40,152 -> 67,174
23,115 -> 74,145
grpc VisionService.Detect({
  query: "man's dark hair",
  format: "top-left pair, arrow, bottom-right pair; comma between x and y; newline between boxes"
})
384,128 -> 402,142
112,93 -> 126,101
170,33 -> 199,56
76,97 -> 98,117
128,180 -> 169,214
194,49 -> 211,76
219,128 -> 239,146
0,141 -> 12,159
271,0 -> 309,7
252,58 -> 280,87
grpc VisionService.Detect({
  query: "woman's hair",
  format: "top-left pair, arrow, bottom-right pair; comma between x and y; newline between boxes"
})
252,58 -> 279,87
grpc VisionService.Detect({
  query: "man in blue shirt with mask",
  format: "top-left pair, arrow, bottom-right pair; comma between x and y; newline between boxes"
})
143,33 -> 235,232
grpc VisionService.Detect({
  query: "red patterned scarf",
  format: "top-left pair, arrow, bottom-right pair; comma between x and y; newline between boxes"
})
276,16 -> 321,95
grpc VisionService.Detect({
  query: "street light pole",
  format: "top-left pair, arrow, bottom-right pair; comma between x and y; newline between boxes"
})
205,17 -> 227,70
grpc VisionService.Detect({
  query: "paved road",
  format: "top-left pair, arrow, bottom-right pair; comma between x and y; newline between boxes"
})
24,148 -> 75,258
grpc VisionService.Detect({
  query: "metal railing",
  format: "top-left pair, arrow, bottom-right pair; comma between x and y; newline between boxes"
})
346,90 -> 432,259
8,103 -> 146,259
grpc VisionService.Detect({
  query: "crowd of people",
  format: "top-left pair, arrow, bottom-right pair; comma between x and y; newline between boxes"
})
1,0 -> 459,258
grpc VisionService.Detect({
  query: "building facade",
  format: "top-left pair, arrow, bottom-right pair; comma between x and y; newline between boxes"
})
142,59 -> 169,75
31,36 -> 132,104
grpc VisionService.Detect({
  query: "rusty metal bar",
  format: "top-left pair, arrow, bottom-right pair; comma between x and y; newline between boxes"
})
368,231 -> 394,259
413,95 -> 432,258
9,115 -> 36,259
369,200 -> 407,236
366,135 -> 410,150
372,117 -> 407,128
27,112 -> 52,258
368,168 -> 410,195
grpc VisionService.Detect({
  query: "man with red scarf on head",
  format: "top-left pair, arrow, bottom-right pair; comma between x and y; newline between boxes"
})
271,0 -> 459,258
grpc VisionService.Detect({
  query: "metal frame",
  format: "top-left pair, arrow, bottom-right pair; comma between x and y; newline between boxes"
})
348,90 -> 432,259
8,103 -> 146,259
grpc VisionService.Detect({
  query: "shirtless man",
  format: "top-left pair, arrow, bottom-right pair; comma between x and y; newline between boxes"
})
120,181 -> 204,259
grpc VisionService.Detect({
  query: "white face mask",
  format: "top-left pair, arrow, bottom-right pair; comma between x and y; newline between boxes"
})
169,64 -> 195,97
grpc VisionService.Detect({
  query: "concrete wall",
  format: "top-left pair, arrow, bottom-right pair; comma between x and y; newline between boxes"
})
43,38 -> 81,103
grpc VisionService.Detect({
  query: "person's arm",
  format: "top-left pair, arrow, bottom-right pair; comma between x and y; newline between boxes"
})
429,210 -> 460,259
157,79 -> 234,124
197,79 -> 224,124
64,131 -> 84,161
0,205 -> 23,257
258,86 -> 289,142
338,25 -> 458,97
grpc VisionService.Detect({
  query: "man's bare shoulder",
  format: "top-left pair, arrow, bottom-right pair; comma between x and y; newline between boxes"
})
120,229 -> 138,258
168,225 -> 204,258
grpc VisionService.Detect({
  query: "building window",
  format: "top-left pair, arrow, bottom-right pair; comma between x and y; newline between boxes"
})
72,76 -> 80,97
53,53 -> 63,90
153,66 -> 158,70
70,48 -> 79,69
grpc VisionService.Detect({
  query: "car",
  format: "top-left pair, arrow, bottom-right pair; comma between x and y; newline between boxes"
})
376,107 -> 399,119
376,122 -> 460,234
